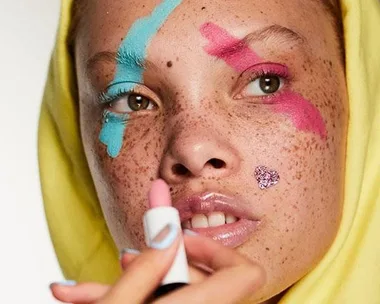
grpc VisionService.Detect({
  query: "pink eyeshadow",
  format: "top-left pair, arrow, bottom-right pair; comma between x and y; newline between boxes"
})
200,22 -> 327,140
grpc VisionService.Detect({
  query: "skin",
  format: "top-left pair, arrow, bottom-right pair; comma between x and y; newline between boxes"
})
51,232 -> 266,304
74,0 -> 348,302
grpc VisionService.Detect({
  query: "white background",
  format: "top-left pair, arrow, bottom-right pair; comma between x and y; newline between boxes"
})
0,0 -> 63,303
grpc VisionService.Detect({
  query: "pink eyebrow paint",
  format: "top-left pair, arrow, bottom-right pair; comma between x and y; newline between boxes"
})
200,22 -> 261,72
200,22 -> 327,140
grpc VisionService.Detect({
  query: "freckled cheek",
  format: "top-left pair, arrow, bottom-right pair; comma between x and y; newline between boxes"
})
279,144 -> 341,224
89,118 -> 165,247
95,123 -> 162,178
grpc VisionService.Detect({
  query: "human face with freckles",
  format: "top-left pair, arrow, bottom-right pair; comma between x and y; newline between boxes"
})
75,0 -> 348,302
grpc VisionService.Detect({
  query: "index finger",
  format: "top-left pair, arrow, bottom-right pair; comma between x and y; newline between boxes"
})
184,233 -> 258,270
98,225 -> 181,304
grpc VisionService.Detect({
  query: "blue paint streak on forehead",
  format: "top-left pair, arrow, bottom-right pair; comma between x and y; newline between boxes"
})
107,0 -> 183,97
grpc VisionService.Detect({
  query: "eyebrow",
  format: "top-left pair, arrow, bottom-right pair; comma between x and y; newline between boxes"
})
209,24 -> 305,59
244,24 -> 305,45
85,50 -> 159,76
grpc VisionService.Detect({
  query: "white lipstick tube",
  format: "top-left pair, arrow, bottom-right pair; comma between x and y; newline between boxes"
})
143,206 -> 189,288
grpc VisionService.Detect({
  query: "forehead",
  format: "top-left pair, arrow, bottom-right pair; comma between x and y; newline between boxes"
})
77,0 -> 332,58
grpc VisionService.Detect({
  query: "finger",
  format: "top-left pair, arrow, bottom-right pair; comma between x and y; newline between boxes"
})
50,282 -> 110,304
98,224 -> 181,304
120,247 -> 208,284
156,234 -> 265,304
183,234 -> 251,270
156,263 -> 265,304
119,249 -> 140,270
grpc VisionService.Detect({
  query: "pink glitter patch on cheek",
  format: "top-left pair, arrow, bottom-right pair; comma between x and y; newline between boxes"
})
200,22 -> 261,72
268,91 -> 327,140
254,166 -> 280,190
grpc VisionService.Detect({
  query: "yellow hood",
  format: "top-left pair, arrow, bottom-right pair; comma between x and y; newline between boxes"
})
38,0 -> 380,302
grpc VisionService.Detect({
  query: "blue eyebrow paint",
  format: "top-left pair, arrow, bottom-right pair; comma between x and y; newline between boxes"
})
99,0 -> 183,158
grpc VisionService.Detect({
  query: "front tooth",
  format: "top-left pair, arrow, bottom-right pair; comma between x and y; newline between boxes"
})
182,220 -> 191,229
226,215 -> 238,224
208,212 -> 226,227
191,214 -> 208,228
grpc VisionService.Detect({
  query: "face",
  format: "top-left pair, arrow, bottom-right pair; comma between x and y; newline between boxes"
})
75,0 -> 348,302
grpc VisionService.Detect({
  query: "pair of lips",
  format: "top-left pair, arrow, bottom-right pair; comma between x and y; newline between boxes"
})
174,193 -> 260,248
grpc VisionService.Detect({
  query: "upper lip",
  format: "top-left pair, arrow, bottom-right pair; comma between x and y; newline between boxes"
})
173,192 -> 259,224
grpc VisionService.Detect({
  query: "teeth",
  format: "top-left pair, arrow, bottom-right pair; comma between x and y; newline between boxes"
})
226,215 -> 238,224
208,212 -> 226,227
184,212 -> 239,229
191,214 -> 209,228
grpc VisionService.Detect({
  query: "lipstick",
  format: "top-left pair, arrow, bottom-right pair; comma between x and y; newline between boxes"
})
143,179 -> 189,298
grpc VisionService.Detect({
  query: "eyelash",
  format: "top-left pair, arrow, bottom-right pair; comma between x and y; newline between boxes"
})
248,70 -> 289,84
99,88 -> 136,104
237,63 -> 291,99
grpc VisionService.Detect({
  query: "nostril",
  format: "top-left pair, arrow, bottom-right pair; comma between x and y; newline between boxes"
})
172,164 -> 190,176
208,158 -> 226,169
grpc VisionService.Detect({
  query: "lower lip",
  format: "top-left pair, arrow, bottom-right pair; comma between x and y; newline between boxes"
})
189,219 -> 260,248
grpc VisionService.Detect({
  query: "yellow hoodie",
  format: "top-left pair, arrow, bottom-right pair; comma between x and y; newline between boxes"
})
38,0 -> 380,302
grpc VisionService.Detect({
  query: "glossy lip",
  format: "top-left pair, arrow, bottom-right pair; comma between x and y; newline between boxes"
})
174,193 -> 261,248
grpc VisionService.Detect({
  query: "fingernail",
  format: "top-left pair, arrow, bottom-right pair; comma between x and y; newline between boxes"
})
49,280 -> 77,288
184,229 -> 198,236
150,223 -> 178,250
119,248 -> 141,259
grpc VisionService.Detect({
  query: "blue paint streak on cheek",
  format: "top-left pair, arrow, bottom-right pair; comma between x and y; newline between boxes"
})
99,111 -> 129,158
107,0 -> 183,96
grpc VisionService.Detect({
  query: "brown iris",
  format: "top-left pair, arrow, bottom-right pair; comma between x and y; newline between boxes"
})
259,76 -> 281,94
128,94 -> 151,111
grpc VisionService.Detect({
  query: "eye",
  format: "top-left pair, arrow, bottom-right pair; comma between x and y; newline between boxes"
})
245,75 -> 284,96
109,93 -> 155,113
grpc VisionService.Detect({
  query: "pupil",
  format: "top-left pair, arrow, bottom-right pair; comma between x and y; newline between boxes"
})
259,76 -> 280,94
128,94 -> 149,111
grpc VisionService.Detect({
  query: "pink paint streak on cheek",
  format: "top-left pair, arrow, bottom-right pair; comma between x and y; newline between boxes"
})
269,91 -> 327,140
200,22 -> 261,72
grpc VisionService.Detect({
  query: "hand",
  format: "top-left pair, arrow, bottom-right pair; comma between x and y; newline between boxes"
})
51,227 -> 266,304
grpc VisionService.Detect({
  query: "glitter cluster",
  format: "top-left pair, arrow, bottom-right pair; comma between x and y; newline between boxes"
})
254,166 -> 280,190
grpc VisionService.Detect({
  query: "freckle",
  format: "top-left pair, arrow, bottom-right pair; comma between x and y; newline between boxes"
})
201,6 -> 206,10
166,61 -> 173,68
265,247 -> 270,251
176,57 -> 179,62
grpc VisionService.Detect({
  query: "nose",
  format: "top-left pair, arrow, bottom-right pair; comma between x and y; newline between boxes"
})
160,129 -> 240,183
